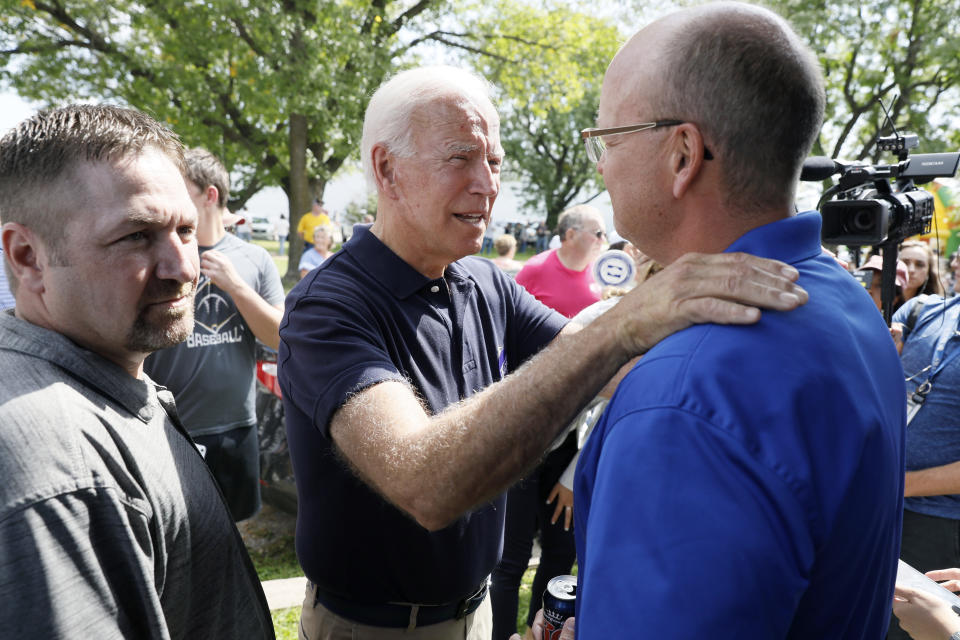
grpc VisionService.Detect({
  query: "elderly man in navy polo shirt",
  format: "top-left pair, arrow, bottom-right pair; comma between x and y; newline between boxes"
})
278,65 -> 808,639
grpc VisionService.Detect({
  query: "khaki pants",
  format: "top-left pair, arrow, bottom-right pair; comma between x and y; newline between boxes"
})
299,584 -> 493,640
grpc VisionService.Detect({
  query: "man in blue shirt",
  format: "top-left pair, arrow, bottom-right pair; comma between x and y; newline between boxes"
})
887,295 -> 960,640
278,65 -> 809,640
573,4 -> 905,638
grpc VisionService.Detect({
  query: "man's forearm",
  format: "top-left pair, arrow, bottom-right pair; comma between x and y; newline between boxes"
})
334,320 -> 628,531
228,283 -> 282,349
905,460 -> 960,497
331,252 -> 807,530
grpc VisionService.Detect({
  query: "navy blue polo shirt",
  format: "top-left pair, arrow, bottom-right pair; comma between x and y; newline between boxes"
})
278,224 -> 566,605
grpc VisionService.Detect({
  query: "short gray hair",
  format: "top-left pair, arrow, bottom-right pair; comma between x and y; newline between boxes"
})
361,66 -> 498,188
557,205 -> 602,240
649,3 -> 825,210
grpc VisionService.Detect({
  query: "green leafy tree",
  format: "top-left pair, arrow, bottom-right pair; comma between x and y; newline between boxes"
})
437,1 -> 622,228
0,0 -> 445,279
768,0 -> 960,162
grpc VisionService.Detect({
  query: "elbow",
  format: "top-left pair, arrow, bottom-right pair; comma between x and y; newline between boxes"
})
412,509 -> 459,533
397,492 -> 461,532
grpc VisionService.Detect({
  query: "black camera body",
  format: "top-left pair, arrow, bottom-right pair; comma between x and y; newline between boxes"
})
802,132 -> 959,325
814,138 -> 959,246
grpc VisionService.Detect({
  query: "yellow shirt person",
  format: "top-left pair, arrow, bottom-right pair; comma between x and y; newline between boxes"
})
298,199 -> 332,247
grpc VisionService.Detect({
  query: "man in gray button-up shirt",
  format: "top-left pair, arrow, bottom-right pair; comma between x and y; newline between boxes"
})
0,104 -> 273,639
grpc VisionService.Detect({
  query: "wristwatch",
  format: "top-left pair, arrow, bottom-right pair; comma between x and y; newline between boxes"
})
950,632 -> 960,640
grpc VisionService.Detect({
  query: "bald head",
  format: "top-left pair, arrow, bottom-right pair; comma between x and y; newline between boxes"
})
608,2 -> 824,211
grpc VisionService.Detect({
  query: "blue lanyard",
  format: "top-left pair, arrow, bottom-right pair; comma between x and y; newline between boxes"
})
906,315 -> 960,394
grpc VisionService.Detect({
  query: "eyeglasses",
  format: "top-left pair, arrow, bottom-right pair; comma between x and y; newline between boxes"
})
580,120 -> 714,163
576,227 -> 606,239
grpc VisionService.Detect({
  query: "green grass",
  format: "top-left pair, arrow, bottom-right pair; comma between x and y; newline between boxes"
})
516,563 -> 578,634
246,538 -> 300,583
517,565 -> 537,634
271,606 -> 301,640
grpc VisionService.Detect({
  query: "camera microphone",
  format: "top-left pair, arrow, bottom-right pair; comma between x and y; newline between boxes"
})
800,156 -> 842,181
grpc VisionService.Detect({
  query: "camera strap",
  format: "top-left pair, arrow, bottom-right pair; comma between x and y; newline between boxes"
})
904,331 -> 960,425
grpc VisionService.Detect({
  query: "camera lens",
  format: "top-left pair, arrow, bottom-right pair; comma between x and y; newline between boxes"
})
848,208 -> 877,233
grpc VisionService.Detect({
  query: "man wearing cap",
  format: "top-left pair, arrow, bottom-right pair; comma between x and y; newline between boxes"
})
854,254 -> 909,312
145,147 -> 284,522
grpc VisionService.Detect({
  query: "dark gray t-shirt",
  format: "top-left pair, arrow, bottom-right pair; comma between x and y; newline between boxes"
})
145,233 -> 284,436
0,311 -> 273,639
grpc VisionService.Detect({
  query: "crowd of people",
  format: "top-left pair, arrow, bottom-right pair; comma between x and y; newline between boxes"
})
1,3 -> 960,640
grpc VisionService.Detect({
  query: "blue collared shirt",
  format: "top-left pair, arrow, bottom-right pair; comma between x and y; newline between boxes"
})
895,295 -> 960,518
575,212 -> 905,638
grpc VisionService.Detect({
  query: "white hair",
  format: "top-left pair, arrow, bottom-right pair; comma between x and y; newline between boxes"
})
360,65 -> 498,188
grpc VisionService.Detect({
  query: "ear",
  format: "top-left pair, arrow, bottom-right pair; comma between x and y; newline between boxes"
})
668,123 -> 709,200
204,185 -> 220,207
372,144 -> 401,200
2,222 -> 46,294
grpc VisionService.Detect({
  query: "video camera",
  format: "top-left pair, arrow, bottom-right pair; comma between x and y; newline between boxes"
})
800,117 -> 960,325
802,136 -> 959,246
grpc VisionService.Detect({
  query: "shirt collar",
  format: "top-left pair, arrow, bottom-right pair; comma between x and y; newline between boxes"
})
0,310 -> 160,423
725,211 -> 824,265
343,223 -> 474,299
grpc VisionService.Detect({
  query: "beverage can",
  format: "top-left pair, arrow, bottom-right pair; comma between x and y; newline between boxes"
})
542,575 -> 577,640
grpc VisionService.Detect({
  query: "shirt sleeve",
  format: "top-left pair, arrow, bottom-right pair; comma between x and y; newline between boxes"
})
577,407 -> 813,638
0,490 -> 167,639
256,248 -> 285,307
280,286 -> 405,438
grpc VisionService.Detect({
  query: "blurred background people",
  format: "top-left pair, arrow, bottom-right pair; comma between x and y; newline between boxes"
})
900,240 -> 944,303
492,204 -> 607,640
297,198 -> 331,250
298,223 -> 336,278
275,213 -> 289,257
490,233 -> 524,277
948,250 -> 960,297
854,254 -> 909,312
145,147 -> 284,522
888,289 -> 960,639
515,205 -> 605,318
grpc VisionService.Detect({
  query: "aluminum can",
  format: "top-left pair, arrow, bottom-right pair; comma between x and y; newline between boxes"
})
541,575 -> 577,640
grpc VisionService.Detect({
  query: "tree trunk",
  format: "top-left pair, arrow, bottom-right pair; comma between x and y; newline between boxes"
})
286,113 -> 310,282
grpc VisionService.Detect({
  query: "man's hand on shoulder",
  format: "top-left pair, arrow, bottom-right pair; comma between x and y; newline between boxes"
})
600,252 -> 808,357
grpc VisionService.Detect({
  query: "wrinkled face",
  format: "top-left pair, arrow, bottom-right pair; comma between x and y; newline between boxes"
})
389,97 -> 503,273
40,148 -> 199,371
900,245 -> 930,291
